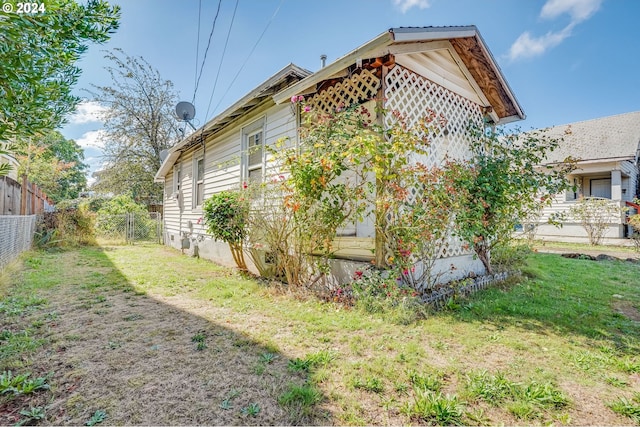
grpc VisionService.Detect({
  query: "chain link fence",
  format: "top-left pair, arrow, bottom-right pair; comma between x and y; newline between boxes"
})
0,215 -> 36,270
95,212 -> 162,244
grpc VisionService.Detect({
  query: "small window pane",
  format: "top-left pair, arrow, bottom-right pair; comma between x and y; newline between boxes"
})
248,167 -> 262,184
197,182 -> 204,205
248,132 -> 263,166
197,158 -> 204,181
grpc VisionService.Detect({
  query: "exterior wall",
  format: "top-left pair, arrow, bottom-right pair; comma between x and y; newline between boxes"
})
162,102 -> 297,265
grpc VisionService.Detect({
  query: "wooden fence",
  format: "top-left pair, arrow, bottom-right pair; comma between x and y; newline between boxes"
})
0,176 -> 53,215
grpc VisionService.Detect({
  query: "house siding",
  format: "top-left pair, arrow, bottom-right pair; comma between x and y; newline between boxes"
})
162,102 -> 298,267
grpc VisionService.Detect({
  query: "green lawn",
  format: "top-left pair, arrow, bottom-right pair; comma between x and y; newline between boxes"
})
1,243 -> 639,425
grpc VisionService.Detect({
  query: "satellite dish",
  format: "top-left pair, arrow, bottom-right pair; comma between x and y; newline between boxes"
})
159,149 -> 169,162
175,101 -> 196,121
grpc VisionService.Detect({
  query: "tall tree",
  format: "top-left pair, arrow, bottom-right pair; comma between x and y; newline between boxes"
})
16,131 -> 88,202
0,0 -> 120,176
91,50 -> 181,205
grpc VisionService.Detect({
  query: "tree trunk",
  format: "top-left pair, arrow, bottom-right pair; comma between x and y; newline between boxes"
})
474,242 -> 492,275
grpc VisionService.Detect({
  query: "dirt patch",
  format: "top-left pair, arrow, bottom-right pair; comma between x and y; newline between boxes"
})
613,300 -> 640,322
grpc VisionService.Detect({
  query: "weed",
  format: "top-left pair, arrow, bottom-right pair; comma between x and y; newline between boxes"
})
220,399 -> 234,410
605,376 -> 629,388
85,409 -> 107,426
278,383 -> 322,407
0,370 -> 50,395
196,341 -> 207,351
17,405 -> 46,425
403,390 -> 464,425
507,400 -> 539,420
259,352 -> 278,364
608,393 -> 640,423
617,356 -> 640,373
191,332 -> 206,343
0,296 -> 47,316
408,369 -> 442,392
122,314 -> 143,321
519,381 -> 569,409
352,376 -> 384,393
241,403 -> 260,417
288,350 -> 336,373
464,370 -> 516,403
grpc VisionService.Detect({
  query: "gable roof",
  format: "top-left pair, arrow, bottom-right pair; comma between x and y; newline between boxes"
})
154,63 -> 311,182
273,26 -> 525,125
541,111 -> 640,164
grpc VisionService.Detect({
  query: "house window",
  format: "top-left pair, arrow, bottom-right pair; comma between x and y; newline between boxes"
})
243,119 -> 266,185
173,165 -> 181,195
193,155 -> 204,208
247,130 -> 264,183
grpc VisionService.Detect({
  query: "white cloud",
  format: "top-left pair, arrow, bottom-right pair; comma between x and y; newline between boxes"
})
76,129 -> 107,149
540,0 -> 602,22
69,100 -> 107,124
507,26 -> 572,61
393,0 -> 430,13
507,0 -> 602,61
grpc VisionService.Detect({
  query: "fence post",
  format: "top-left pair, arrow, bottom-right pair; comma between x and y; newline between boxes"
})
20,175 -> 27,215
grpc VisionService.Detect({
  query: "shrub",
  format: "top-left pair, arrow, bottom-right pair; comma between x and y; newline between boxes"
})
203,190 -> 249,270
491,243 -> 532,272
38,200 -> 96,247
569,197 -> 625,245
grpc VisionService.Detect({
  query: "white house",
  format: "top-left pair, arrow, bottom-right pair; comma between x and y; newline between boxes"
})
536,111 -> 640,241
155,26 -> 525,283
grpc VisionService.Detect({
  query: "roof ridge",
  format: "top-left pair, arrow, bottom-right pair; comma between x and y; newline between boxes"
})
550,110 -> 640,129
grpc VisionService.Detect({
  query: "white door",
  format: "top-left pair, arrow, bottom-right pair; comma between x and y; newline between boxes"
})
590,178 -> 611,199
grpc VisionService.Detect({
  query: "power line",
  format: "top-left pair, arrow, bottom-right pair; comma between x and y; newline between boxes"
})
192,0 -> 202,104
192,0 -> 222,105
205,0 -> 239,120
211,0 -> 285,117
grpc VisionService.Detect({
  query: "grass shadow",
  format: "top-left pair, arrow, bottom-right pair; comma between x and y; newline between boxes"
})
0,244 -> 329,425
445,252 -> 640,353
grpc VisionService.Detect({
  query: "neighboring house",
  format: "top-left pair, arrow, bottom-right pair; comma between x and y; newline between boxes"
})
536,111 -> 640,241
155,26 -> 525,283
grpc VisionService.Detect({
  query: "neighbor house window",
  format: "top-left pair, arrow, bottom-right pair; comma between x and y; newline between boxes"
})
193,154 -> 204,208
242,118 -> 266,185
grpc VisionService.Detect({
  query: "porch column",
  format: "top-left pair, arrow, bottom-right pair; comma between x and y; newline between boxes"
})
611,170 -> 622,200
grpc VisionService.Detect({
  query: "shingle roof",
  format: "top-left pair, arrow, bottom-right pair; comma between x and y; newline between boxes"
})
541,111 -> 640,163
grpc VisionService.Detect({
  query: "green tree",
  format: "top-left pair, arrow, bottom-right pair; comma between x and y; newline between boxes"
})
0,0 -> 120,175
16,131 -> 88,202
454,127 -> 575,274
90,49 -> 181,206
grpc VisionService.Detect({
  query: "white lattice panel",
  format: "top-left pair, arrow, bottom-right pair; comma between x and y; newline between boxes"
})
384,65 -> 484,260
308,69 -> 380,113
384,65 -> 483,167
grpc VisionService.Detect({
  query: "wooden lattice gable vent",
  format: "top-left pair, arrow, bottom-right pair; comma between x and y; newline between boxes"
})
307,68 -> 381,114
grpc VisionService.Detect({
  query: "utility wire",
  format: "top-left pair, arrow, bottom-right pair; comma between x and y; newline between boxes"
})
192,0 -> 222,105
211,0 -> 285,117
205,0 -> 239,120
192,0 -> 202,104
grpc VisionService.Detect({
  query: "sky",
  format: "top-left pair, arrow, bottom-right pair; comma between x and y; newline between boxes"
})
61,0 -> 640,181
